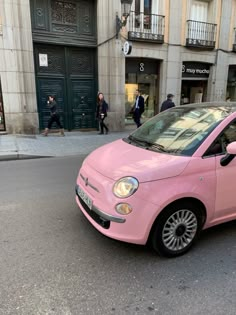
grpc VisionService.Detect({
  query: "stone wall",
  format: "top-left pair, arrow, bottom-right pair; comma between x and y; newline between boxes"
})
0,0 -> 38,134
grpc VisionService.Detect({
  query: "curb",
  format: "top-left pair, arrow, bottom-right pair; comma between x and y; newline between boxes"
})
0,153 -> 52,162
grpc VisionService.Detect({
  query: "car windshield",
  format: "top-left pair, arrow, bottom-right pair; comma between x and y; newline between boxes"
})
128,106 -> 233,156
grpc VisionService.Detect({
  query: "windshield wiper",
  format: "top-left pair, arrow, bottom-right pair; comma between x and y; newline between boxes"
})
128,135 -> 148,146
128,136 -> 167,152
145,142 -> 167,152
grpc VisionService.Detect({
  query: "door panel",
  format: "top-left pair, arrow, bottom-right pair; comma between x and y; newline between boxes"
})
215,156 -> 236,221
70,80 -> 96,129
68,48 -> 95,77
35,45 -> 65,75
37,78 -> 66,129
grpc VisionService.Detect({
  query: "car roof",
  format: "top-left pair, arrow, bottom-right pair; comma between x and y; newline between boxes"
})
179,102 -> 236,111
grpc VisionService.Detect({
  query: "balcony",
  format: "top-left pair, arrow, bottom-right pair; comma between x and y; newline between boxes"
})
233,28 -> 236,52
128,11 -> 165,43
186,20 -> 217,49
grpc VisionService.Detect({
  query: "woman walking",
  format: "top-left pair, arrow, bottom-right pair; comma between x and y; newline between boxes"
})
96,92 -> 109,134
43,95 -> 64,136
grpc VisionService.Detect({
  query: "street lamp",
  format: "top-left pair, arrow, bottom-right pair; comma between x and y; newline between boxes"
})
116,0 -> 133,39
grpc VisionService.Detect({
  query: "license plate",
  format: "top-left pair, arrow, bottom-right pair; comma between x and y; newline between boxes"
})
77,185 -> 93,210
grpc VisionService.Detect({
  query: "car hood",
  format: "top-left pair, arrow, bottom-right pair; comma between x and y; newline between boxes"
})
85,139 -> 191,182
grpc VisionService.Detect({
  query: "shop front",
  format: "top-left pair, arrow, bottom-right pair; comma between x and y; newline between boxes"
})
125,58 -> 160,124
181,62 -> 211,105
0,78 -> 6,132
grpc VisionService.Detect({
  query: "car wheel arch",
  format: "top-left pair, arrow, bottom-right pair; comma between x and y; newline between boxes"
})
148,197 -> 207,242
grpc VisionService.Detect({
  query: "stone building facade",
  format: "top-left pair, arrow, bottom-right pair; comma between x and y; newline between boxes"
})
0,0 -> 38,134
1,0 -> 236,134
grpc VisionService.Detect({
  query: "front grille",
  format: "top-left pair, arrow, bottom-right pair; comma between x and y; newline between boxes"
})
77,194 -> 110,229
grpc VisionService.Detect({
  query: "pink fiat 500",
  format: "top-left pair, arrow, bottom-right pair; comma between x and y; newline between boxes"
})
75,103 -> 236,257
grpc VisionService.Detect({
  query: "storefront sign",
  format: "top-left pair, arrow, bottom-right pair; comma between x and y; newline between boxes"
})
139,62 -> 145,72
39,54 -> 48,67
123,41 -> 132,56
126,58 -> 159,75
182,62 -> 210,78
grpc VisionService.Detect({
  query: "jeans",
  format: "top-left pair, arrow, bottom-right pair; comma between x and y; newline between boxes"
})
47,113 -> 63,129
99,117 -> 108,134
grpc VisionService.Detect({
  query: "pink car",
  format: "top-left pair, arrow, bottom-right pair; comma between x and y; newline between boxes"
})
75,103 -> 236,257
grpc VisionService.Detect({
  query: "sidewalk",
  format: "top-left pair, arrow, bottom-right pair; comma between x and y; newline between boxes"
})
0,127 -> 135,161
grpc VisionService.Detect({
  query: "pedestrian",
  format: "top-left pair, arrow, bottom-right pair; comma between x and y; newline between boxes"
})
96,92 -> 109,134
131,89 -> 144,128
160,94 -> 175,112
42,95 -> 65,136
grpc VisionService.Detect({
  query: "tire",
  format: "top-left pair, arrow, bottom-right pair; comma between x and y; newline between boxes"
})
151,201 -> 204,257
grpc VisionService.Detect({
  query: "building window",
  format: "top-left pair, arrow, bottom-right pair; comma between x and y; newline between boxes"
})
186,0 -> 216,48
134,0 -> 158,15
190,1 -> 208,22
130,0 -> 163,38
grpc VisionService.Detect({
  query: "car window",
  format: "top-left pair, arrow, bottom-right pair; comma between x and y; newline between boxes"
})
204,120 -> 236,157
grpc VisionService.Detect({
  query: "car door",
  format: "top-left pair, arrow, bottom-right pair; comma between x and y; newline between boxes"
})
211,119 -> 236,223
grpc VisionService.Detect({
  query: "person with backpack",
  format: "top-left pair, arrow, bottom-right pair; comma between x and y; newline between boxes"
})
96,92 -> 109,134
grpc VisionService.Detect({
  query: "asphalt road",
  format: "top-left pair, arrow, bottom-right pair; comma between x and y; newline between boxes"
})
0,156 -> 235,315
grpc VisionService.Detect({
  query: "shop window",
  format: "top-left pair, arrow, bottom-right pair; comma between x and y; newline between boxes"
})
0,79 -> 6,131
125,59 -> 159,125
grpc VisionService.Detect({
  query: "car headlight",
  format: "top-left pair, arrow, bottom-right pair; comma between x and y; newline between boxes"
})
113,177 -> 139,198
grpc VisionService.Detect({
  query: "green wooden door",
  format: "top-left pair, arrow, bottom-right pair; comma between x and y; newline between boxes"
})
34,44 -> 97,130
67,47 -> 96,129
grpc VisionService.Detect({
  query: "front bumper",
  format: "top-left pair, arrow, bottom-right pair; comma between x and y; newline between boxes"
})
75,159 -> 164,245
75,185 -> 126,229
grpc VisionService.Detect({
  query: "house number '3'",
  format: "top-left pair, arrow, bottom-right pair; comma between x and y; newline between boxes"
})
139,63 -> 145,72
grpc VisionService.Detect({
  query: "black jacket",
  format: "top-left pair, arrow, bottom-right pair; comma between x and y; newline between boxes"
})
96,100 -> 108,118
132,95 -> 145,115
160,98 -> 175,112
48,100 -> 57,115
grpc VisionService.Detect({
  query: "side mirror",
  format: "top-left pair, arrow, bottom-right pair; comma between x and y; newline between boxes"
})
220,141 -> 236,167
226,141 -> 236,155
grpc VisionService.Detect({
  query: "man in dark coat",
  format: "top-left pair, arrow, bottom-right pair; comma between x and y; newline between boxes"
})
160,94 -> 175,112
132,89 -> 144,128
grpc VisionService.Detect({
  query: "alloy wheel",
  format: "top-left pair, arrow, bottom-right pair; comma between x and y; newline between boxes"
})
162,209 -> 198,252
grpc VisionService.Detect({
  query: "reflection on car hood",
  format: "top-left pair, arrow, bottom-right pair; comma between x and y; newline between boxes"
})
85,139 -> 191,182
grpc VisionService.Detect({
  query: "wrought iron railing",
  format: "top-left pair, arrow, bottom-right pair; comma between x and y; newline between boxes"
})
128,11 -> 165,43
186,20 -> 217,49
